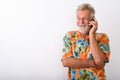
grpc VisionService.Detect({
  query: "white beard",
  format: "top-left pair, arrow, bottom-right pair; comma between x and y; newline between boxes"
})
78,24 -> 91,35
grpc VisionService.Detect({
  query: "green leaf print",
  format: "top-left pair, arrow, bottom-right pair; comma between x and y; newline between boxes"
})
84,47 -> 87,53
74,50 -> 79,57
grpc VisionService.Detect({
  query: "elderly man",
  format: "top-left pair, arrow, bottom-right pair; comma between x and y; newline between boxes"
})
61,3 -> 110,80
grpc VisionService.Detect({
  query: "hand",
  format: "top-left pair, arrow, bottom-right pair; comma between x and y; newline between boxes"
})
61,58 -> 68,67
95,63 -> 105,69
89,17 -> 98,35
89,60 -> 105,69
61,58 -> 77,67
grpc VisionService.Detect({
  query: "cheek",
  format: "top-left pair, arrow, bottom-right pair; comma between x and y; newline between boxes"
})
85,21 -> 90,24
77,21 -> 79,25
77,20 -> 80,25
83,21 -> 89,25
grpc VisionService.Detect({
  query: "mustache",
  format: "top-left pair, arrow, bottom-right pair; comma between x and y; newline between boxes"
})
78,24 -> 86,26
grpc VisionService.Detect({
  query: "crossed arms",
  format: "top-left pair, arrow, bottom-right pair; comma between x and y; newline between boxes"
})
61,33 -> 108,69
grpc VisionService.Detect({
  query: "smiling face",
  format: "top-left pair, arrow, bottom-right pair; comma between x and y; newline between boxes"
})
76,10 -> 92,35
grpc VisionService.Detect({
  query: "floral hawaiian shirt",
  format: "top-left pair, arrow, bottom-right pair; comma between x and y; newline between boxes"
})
62,30 -> 110,80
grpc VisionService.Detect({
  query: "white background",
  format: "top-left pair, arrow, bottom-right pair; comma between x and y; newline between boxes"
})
0,0 -> 119,80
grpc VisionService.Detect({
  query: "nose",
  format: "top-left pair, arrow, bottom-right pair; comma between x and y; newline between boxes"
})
81,18 -> 84,24
78,18 -> 84,24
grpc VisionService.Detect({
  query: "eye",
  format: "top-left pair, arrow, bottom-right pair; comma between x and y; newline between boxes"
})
83,18 -> 89,20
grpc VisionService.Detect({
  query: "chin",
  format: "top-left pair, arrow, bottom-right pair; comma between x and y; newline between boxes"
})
78,25 -> 90,35
79,28 -> 90,35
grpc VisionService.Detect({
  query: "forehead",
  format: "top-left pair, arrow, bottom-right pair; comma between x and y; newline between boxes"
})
76,10 -> 91,17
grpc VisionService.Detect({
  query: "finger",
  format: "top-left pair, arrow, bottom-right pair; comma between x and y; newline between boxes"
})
89,22 -> 98,30
93,17 -> 98,24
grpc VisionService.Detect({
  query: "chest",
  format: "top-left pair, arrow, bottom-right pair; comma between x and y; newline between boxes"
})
71,38 -> 92,59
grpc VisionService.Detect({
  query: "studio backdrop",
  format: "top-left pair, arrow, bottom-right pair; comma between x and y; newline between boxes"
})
0,0 -> 119,80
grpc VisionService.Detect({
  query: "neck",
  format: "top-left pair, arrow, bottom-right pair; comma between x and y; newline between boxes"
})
79,31 -> 89,37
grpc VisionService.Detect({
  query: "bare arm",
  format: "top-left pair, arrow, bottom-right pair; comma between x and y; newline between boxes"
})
61,58 -> 105,69
89,18 -> 106,65
89,34 -> 106,65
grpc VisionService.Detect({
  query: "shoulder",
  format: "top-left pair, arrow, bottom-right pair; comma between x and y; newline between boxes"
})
96,33 -> 109,42
67,30 -> 79,34
65,30 -> 79,36
96,33 -> 109,38
63,30 -> 79,39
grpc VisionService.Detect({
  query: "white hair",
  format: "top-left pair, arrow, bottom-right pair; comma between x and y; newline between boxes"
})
77,3 -> 95,19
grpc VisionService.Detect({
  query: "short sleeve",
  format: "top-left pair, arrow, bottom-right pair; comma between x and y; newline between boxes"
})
62,32 -> 73,58
97,33 -> 111,63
